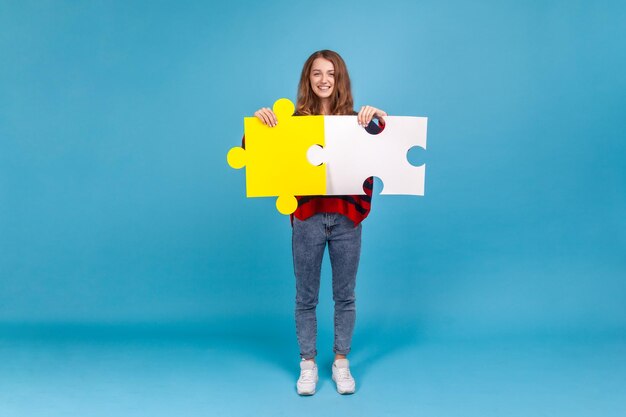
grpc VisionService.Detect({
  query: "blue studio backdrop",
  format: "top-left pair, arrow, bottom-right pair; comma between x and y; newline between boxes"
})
1,0 -> 625,347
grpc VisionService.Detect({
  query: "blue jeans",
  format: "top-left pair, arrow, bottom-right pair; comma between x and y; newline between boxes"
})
292,213 -> 362,359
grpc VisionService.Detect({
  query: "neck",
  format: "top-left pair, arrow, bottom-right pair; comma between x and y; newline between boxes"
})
320,99 -> 331,115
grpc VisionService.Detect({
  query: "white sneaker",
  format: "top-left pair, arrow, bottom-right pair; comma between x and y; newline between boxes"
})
297,360 -> 318,395
332,358 -> 356,394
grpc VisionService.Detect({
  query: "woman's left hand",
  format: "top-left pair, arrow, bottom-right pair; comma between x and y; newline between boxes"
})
358,105 -> 387,127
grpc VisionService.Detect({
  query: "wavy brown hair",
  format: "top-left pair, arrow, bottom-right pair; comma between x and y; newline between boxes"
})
296,50 -> 354,116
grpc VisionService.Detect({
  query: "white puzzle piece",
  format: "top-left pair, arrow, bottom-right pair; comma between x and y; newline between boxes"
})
307,116 -> 428,195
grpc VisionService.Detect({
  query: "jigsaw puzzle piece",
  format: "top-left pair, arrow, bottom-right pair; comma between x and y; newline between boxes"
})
227,146 -> 246,169
309,116 -> 427,196
227,98 -> 326,215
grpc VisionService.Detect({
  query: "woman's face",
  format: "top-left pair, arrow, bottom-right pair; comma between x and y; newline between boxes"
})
309,57 -> 335,100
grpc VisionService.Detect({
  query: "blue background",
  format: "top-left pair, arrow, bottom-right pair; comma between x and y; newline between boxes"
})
1,1 -> 625,416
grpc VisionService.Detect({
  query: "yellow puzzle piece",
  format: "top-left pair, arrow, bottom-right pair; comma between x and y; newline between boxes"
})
227,98 -> 326,215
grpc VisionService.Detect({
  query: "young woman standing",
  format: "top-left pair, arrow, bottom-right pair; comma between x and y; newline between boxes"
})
254,50 -> 386,395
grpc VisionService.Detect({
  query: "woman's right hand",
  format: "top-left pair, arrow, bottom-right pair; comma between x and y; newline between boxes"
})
254,107 -> 278,127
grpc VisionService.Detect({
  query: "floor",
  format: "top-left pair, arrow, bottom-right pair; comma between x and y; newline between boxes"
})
1,321 -> 625,417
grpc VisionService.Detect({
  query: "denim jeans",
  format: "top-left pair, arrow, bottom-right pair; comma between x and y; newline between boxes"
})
292,213 -> 362,359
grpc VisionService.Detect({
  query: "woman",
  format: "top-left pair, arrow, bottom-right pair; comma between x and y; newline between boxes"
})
254,50 -> 386,395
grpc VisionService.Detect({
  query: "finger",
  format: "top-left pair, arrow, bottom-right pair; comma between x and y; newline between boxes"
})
376,110 -> 387,124
360,106 -> 370,126
358,106 -> 365,126
264,108 -> 278,127
364,106 -> 375,125
261,108 -> 274,127
255,108 -> 270,126
255,110 -> 267,125
373,107 -> 384,122
269,109 -> 278,126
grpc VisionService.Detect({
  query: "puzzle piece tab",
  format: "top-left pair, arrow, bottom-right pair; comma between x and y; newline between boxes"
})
226,98 -> 326,214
